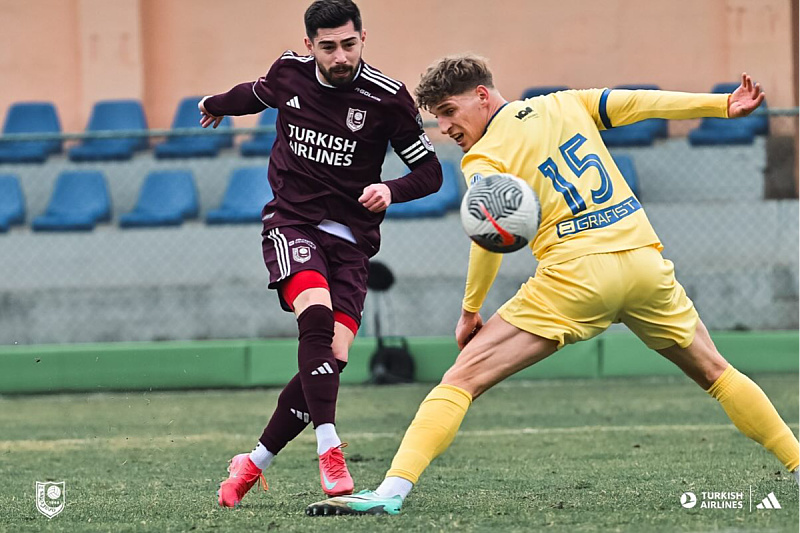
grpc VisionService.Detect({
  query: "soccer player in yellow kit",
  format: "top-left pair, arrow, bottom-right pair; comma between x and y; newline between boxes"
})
306,55 -> 799,516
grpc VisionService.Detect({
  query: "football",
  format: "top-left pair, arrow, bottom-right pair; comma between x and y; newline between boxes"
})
460,174 -> 540,253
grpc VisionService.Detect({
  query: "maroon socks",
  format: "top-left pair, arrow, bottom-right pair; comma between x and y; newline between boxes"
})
259,304 -> 346,454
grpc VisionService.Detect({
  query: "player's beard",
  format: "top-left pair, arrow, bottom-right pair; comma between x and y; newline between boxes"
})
318,61 -> 358,87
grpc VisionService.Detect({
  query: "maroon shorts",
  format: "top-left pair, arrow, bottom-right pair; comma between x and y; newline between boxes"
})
262,225 -> 369,326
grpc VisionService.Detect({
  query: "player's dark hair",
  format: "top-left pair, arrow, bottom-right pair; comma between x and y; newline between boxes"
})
304,0 -> 362,40
415,55 -> 494,111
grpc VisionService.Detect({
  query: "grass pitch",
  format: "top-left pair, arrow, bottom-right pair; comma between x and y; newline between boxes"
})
0,374 -> 797,532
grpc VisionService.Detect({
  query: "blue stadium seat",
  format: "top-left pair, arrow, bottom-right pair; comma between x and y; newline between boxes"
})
154,96 -> 233,159
206,167 -> 273,225
240,108 -> 278,157
521,86 -> 569,99
0,174 -> 26,231
386,160 -> 461,219
611,155 -> 640,198
68,100 -> 148,161
687,124 -> 755,146
688,82 -> 766,146
0,102 -> 62,164
119,170 -> 199,228
601,124 -> 655,147
32,171 -> 111,231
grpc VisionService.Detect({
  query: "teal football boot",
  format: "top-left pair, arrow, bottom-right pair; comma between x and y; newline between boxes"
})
306,490 -> 403,516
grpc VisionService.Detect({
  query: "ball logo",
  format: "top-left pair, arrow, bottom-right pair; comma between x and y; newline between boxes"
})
36,481 -> 65,519
680,492 -> 697,509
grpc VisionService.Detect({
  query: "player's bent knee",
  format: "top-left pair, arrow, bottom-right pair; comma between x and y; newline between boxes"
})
701,356 -> 729,387
331,341 -> 349,362
441,360 -> 491,398
331,320 -> 356,362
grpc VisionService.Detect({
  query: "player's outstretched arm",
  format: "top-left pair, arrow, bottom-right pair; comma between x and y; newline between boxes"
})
198,81 -> 269,128
579,75 -> 764,128
727,72 -> 765,118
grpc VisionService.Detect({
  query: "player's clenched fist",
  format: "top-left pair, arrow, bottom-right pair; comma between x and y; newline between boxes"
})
359,183 -> 392,212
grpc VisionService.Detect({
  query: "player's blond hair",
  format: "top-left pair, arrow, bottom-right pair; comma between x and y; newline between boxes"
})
414,54 -> 494,111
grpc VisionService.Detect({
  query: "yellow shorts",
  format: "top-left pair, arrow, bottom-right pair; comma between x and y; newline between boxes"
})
497,246 -> 698,350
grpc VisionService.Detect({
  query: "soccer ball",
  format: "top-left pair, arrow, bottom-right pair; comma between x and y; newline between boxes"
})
460,174 -> 540,253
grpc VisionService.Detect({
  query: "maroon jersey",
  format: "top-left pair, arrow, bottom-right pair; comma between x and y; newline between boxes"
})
205,51 -> 442,257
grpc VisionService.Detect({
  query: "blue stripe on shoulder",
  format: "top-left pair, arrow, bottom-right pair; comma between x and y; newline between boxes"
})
599,88 -> 612,129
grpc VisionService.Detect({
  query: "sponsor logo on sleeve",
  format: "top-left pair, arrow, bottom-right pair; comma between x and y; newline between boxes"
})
514,106 -> 538,121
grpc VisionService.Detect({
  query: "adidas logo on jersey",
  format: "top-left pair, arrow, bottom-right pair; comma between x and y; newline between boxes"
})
286,96 -> 301,109
756,492 -> 781,510
311,362 -> 334,375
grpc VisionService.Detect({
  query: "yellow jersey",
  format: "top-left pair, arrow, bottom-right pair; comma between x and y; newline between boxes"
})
461,88 -> 729,312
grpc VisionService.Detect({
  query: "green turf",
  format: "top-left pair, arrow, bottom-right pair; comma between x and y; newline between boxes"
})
0,375 -> 797,532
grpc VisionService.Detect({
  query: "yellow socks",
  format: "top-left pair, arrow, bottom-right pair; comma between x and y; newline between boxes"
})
386,384 -> 473,484
707,365 -> 799,472
381,368 -> 798,488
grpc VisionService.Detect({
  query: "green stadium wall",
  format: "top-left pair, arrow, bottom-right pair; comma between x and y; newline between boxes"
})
0,331 -> 796,394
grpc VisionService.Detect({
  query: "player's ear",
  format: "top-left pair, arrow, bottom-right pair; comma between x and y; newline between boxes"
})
304,37 -> 313,53
476,85 -> 490,104
361,29 -> 367,45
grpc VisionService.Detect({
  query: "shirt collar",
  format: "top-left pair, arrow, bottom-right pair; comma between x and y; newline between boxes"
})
484,102 -> 509,135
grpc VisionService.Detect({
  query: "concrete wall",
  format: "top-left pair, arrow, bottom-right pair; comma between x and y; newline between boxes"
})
0,0 -> 795,133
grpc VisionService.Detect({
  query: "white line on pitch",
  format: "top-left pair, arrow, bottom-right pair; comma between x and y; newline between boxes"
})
2,423 -> 796,452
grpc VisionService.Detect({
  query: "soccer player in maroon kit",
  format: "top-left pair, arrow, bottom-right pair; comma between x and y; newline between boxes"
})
199,0 -> 442,508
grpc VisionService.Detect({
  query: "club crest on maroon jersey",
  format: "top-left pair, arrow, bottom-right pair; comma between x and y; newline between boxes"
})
346,108 -> 367,132
293,246 -> 312,263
